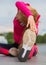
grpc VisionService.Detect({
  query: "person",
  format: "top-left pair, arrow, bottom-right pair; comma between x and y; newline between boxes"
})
0,1 -> 40,60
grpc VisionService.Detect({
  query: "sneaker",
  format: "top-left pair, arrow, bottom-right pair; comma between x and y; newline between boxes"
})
18,29 -> 36,62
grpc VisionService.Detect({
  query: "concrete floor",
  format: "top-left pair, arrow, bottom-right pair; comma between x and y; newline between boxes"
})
0,44 -> 46,65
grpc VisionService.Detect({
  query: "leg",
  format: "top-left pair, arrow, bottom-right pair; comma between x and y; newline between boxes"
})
33,44 -> 38,56
28,44 -> 38,59
0,42 -> 19,56
18,29 -> 36,62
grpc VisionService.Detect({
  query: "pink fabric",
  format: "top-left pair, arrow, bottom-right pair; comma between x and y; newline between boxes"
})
28,45 -> 35,59
13,18 -> 25,44
28,45 -> 38,59
15,1 -> 33,17
0,47 -> 9,55
36,15 -> 40,34
36,14 -> 40,23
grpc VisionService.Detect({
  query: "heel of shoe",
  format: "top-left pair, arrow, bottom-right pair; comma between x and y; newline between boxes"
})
18,48 -> 30,62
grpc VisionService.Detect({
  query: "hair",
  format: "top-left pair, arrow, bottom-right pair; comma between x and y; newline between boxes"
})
26,5 -> 40,23
16,4 -> 40,25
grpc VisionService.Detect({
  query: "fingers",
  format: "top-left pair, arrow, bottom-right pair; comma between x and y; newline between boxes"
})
30,21 -> 37,32
26,21 -> 29,27
26,16 -> 33,27
27,15 -> 37,32
26,21 -> 37,32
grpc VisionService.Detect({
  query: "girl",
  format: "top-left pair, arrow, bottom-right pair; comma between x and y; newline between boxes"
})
0,1 -> 40,61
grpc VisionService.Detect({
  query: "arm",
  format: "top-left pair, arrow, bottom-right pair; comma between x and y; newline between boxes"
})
15,1 -> 33,17
15,1 -> 37,32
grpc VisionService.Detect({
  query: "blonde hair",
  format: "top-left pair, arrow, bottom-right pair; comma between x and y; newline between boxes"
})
27,5 -> 39,22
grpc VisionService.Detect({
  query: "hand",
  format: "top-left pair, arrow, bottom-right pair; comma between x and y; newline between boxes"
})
26,16 -> 37,32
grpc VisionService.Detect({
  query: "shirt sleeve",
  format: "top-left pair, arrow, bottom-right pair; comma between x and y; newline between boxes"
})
15,1 -> 33,17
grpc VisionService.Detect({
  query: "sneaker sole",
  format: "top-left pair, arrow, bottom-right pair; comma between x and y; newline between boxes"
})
18,48 -> 30,62
18,29 -> 36,62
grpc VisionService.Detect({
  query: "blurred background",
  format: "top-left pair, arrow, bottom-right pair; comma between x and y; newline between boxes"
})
0,0 -> 46,44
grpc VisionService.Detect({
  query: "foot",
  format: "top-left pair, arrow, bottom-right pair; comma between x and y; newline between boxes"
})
9,47 -> 19,57
18,29 -> 36,62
